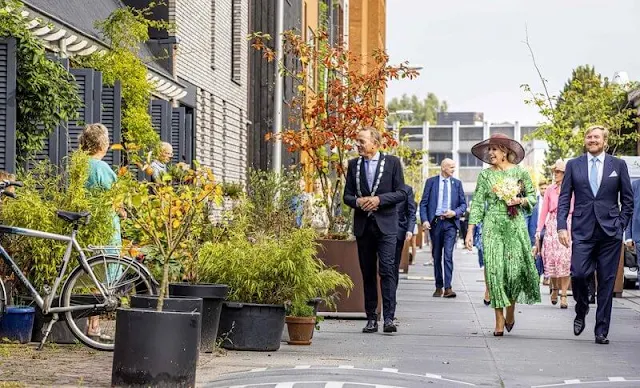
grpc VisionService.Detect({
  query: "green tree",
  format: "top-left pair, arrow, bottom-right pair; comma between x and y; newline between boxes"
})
386,93 -> 448,125
522,65 -> 639,164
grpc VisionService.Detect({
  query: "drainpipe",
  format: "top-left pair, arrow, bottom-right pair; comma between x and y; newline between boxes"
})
272,0 -> 284,173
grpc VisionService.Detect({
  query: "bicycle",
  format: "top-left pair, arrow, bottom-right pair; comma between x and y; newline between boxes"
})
0,180 -> 158,351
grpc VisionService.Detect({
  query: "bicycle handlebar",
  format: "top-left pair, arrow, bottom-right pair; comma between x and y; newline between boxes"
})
0,180 -> 23,198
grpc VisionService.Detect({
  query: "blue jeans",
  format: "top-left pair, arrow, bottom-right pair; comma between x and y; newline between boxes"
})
430,218 -> 457,289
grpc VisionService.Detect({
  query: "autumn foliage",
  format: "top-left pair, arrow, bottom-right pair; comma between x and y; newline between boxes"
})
251,30 -> 418,236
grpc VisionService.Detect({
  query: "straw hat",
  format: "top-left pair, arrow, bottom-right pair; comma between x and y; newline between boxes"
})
471,133 -> 525,165
551,159 -> 566,172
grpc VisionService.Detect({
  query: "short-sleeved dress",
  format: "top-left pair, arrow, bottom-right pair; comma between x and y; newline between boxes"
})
86,158 -> 122,251
468,166 -> 541,309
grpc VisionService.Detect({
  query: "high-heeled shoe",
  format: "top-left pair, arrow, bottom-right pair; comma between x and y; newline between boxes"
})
493,331 -> 504,336
551,290 -> 558,305
505,320 -> 515,332
560,296 -> 568,309
483,299 -> 491,306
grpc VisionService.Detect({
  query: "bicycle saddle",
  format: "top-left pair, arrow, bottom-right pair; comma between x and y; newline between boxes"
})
56,210 -> 91,223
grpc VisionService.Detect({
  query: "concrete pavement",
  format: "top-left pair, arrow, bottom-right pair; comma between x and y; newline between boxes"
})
200,245 -> 640,387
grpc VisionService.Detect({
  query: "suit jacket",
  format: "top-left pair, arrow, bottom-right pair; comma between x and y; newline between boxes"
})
558,153 -> 633,241
524,197 -> 540,246
419,175 -> 467,230
344,153 -> 407,237
624,179 -> 640,242
396,185 -> 417,239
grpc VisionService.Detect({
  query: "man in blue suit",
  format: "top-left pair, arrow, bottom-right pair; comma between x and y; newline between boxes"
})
419,158 -> 467,298
624,178 -> 640,288
558,125 -> 633,345
394,184 -> 417,290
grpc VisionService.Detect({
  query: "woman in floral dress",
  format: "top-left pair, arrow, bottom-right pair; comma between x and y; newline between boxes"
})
536,159 -> 573,309
465,133 -> 541,336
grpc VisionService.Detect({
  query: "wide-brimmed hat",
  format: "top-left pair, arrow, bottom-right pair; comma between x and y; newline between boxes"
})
550,159 -> 566,172
471,133 -> 525,165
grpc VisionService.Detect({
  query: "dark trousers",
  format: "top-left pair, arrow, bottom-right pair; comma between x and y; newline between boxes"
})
393,235 -> 406,290
571,223 -> 621,337
356,218 -> 398,321
430,218 -> 457,289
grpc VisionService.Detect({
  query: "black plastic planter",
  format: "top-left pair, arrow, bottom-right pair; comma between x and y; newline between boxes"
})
130,295 -> 203,313
111,301 -> 201,387
169,283 -> 228,353
217,302 -> 285,351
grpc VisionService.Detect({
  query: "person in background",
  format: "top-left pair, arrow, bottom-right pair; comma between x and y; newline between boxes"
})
150,142 -> 173,182
625,177 -> 640,289
536,160 -> 574,309
420,159 -> 467,298
394,184 -> 417,290
79,123 -> 124,341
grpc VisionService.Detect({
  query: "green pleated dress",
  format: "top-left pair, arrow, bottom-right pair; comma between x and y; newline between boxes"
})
468,166 -> 541,309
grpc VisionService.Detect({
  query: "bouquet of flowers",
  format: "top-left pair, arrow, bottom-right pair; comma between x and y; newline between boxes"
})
492,177 -> 521,217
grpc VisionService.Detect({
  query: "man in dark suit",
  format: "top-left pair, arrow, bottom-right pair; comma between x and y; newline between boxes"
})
624,178 -> 640,288
344,126 -> 407,334
394,184 -> 417,290
558,125 -> 633,345
419,159 -> 467,298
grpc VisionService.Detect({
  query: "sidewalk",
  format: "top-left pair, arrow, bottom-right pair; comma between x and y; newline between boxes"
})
200,245 -> 640,387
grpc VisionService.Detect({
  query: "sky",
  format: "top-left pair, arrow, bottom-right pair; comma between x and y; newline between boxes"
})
385,0 -> 640,125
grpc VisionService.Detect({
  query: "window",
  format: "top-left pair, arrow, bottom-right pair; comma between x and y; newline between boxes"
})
429,152 -> 452,166
210,0 -> 216,69
429,127 -> 453,141
459,152 -> 483,167
459,127 -> 483,141
231,0 -> 242,84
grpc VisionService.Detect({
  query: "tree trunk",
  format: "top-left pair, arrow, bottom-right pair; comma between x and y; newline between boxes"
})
156,256 -> 171,312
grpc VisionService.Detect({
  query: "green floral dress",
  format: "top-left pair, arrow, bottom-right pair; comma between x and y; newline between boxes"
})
468,166 -> 541,309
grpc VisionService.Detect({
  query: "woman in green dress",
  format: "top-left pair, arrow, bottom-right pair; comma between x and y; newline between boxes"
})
464,133 -> 541,336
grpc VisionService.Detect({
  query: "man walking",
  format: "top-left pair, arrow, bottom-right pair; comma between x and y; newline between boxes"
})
419,158 -> 467,298
394,184 -> 417,290
344,126 -> 407,334
558,125 -> 633,345
624,178 -> 640,289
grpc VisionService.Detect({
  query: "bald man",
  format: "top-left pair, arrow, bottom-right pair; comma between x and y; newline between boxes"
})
419,159 -> 467,297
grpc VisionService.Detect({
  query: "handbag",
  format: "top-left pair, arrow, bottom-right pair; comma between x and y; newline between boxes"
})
624,248 -> 638,270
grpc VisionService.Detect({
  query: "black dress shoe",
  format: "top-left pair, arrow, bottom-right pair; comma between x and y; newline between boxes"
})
383,319 -> 397,333
573,315 -> 586,336
595,335 -> 609,345
588,295 -> 596,304
505,320 -> 515,333
362,320 -> 378,333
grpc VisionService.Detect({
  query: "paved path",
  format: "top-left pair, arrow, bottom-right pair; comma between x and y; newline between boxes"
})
200,245 -> 640,388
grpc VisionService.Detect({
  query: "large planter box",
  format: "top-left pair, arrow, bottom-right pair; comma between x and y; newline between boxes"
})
416,227 -> 424,248
315,239 -> 380,318
399,239 -> 410,274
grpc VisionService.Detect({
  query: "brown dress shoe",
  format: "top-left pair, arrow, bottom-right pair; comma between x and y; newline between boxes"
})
432,288 -> 443,297
443,288 -> 457,298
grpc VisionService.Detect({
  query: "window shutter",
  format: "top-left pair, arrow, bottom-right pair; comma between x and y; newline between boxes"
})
0,38 -> 17,173
63,68 -> 97,161
171,107 -> 185,164
150,99 -> 171,142
184,113 -> 194,166
101,80 -> 122,167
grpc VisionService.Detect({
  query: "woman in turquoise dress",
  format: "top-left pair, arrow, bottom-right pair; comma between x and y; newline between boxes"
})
464,133 -> 541,336
79,123 -> 123,339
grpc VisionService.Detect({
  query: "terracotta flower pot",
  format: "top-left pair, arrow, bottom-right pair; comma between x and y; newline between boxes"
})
285,316 -> 316,345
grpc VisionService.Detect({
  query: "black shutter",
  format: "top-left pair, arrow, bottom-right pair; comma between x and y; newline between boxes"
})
92,71 -> 103,123
0,38 -> 17,173
171,107 -> 185,164
63,68 -> 96,161
184,113 -> 194,165
101,80 -> 122,167
150,99 -> 171,142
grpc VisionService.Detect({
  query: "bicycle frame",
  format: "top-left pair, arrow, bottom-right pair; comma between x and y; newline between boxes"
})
0,224 -> 109,315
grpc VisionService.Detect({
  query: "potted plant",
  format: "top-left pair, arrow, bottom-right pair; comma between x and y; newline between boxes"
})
197,216 -> 352,351
111,159 -> 222,387
284,301 -> 316,345
251,30 -> 417,315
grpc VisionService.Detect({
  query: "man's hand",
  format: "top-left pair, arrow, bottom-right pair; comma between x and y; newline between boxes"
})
422,221 -> 431,231
444,210 -> 456,218
558,229 -> 570,248
358,196 -> 381,212
356,197 -> 367,208
405,231 -> 413,241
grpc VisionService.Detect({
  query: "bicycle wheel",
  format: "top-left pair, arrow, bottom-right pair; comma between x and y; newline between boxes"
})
61,255 -> 156,351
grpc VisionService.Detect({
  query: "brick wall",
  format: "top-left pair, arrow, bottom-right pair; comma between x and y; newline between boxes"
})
173,0 -> 248,184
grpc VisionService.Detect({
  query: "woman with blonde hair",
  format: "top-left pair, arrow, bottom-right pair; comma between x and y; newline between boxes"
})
536,159 -> 574,309
465,133 -> 541,336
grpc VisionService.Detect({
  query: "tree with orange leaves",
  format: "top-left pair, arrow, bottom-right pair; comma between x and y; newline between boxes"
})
251,30 -> 418,237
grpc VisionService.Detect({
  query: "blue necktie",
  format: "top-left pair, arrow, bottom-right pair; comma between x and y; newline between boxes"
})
442,179 -> 449,213
590,158 -> 599,196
